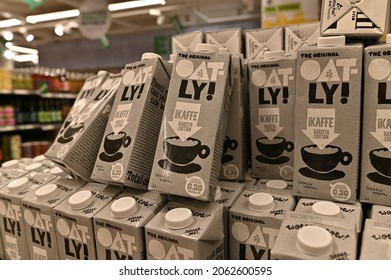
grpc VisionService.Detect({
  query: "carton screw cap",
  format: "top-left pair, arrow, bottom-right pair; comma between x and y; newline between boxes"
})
264,50 -> 285,60
317,36 -> 345,47
8,177 -> 29,193
111,197 -> 138,219
312,201 -> 341,217
266,180 -> 288,189
1,159 -> 20,169
50,167 -> 67,176
195,43 -> 219,53
297,226 -> 332,256
69,190 -> 94,210
142,52 -> 162,60
248,193 -> 274,212
165,207 -> 193,229
25,162 -> 43,172
35,183 -> 60,200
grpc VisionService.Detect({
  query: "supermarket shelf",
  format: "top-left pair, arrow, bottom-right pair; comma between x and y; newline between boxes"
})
0,89 -> 77,99
0,123 -> 62,132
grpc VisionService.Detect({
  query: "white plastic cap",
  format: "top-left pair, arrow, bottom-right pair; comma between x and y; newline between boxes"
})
7,177 -> 29,193
248,193 -> 274,212
142,52 -> 162,60
33,155 -> 46,162
387,34 -> 391,44
312,201 -> 341,217
214,186 -> 222,201
169,53 -> 176,62
69,190 -> 94,210
266,180 -> 288,189
35,183 -> 60,200
111,197 -> 138,219
19,158 -> 33,163
49,167 -> 67,177
165,207 -> 193,229
297,226 -> 333,256
25,162 -> 43,172
264,50 -> 285,60
318,36 -> 345,47
1,159 -> 20,169
219,48 -> 230,54
195,43 -> 219,53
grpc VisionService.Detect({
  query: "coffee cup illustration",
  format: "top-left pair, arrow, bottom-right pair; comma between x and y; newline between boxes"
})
223,136 -> 238,155
63,123 -> 84,139
256,137 -> 294,159
103,132 -> 131,155
369,148 -> 391,177
301,145 -> 352,173
163,136 -> 210,165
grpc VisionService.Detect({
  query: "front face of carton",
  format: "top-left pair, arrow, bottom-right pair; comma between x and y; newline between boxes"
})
360,219 -> 391,259
293,45 -> 363,203
361,45 -> 391,205
149,51 -> 231,201
145,201 -> 224,260
94,190 -> 166,260
271,212 -> 357,260
0,172 -> 56,259
54,184 -> 122,260
92,59 -> 169,190
45,73 -> 121,180
249,57 -> 296,180
229,188 -> 295,260
321,0 -> 389,38
370,205 -> 391,222
22,178 -> 86,260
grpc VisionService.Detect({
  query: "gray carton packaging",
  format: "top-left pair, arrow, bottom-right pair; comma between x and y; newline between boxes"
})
284,22 -> 321,55
359,219 -> 391,259
271,211 -> 357,260
148,46 -> 232,201
219,54 -> 247,181
293,38 -> 363,203
360,41 -> 391,206
145,200 -> 224,260
245,27 -> 283,61
45,72 -> 121,181
370,204 -> 391,222
172,31 -> 204,54
21,177 -> 87,260
53,182 -> 123,260
0,172 -> 56,259
295,198 -> 362,233
229,185 -> 296,260
91,56 -> 171,189
93,189 -> 167,260
214,181 -> 245,259
249,52 -> 296,180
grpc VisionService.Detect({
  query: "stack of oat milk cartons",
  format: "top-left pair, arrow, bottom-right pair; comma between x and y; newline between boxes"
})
146,42 -> 233,259
91,53 -> 172,190
205,28 -> 248,182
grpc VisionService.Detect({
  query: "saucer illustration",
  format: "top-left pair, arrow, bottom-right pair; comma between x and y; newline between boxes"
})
158,159 -> 201,174
57,136 -> 74,144
299,167 -> 345,181
99,152 -> 123,162
367,172 -> 391,186
221,154 -> 234,164
256,155 -> 290,165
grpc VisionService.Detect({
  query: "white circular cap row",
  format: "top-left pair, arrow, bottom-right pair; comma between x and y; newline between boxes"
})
297,226 -> 333,256
165,208 -> 193,230
68,190 -> 94,210
8,177 -> 30,193
111,197 -> 138,219
249,193 -> 274,212
2,159 -> 20,169
35,183 -> 60,200
312,201 -> 341,217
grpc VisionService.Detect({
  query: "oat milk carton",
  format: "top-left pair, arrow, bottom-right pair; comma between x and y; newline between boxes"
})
149,43 -> 232,201
229,185 -> 295,260
145,199 -> 224,260
284,22 -> 321,56
295,198 -> 363,233
360,219 -> 391,259
45,72 -> 122,180
271,211 -> 357,259
0,172 -> 56,259
91,54 -> 171,189
249,50 -> 296,180
369,204 -> 391,222
214,181 -> 245,259
293,36 -> 363,203
255,179 -> 294,196
94,189 -> 167,260
172,31 -> 204,54
361,36 -> 391,206
21,177 -> 86,260
53,183 -> 122,260
245,27 -> 283,61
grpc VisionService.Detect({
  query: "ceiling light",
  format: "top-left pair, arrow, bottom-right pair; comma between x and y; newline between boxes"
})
6,44 -> 38,55
14,54 -> 39,64
4,50 -> 15,60
0,18 -> 22,29
149,9 -> 162,16
109,0 -> 166,12
26,34 -> 35,42
2,31 -> 13,41
26,9 -> 80,24
54,24 -> 64,36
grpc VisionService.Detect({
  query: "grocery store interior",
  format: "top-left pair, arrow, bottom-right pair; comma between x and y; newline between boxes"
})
1,0 -> 391,261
